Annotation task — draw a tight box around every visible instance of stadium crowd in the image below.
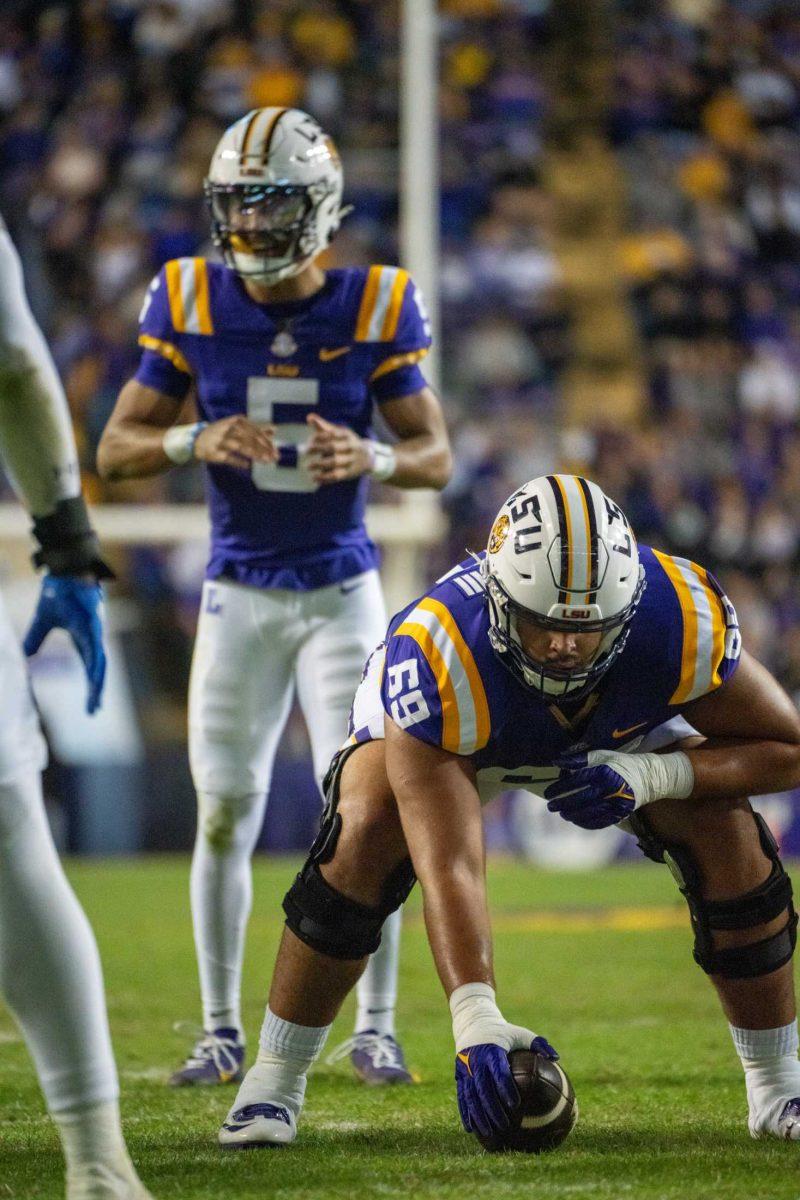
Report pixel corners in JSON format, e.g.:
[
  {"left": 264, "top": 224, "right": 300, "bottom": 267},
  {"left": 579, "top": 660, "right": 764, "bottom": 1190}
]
[{"left": 1, "top": 0, "right": 800, "bottom": 709}]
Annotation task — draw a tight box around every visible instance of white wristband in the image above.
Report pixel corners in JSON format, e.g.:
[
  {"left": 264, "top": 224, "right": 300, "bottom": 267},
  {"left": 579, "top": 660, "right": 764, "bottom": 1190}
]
[
  {"left": 366, "top": 440, "right": 397, "bottom": 482},
  {"left": 163, "top": 421, "right": 207, "bottom": 465},
  {"left": 450, "top": 982, "right": 506, "bottom": 1052},
  {"left": 589, "top": 749, "right": 694, "bottom": 810}
]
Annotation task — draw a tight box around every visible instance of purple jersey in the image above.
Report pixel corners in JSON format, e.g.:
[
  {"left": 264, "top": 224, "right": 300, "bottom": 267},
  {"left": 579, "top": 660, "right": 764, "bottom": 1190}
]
[
  {"left": 363, "top": 546, "right": 741, "bottom": 797},
  {"left": 135, "top": 259, "right": 431, "bottom": 590}
]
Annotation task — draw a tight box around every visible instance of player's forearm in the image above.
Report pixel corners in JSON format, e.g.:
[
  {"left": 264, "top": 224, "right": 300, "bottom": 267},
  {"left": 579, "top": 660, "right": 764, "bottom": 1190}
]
[
  {"left": 388, "top": 431, "right": 452, "bottom": 489},
  {"left": 97, "top": 419, "right": 173, "bottom": 480},
  {"left": 0, "top": 235, "right": 81, "bottom": 514},
  {"left": 418, "top": 860, "right": 496, "bottom": 996},
  {"left": 686, "top": 738, "right": 800, "bottom": 801}
]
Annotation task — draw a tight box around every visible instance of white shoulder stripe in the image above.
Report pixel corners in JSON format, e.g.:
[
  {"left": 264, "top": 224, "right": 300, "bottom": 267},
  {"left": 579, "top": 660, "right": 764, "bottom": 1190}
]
[
  {"left": 178, "top": 258, "right": 201, "bottom": 334},
  {"left": 672, "top": 559, "right": 719, "bottom": 702},
  {"left": 366, "top": 267, "right": 401, "bottom": 341}
]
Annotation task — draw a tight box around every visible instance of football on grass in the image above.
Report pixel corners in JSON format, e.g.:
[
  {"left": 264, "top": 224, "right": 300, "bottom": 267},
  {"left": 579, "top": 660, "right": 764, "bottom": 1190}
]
[{"left": 476, "top": 1048, "right": 578, "bottom": 1153}]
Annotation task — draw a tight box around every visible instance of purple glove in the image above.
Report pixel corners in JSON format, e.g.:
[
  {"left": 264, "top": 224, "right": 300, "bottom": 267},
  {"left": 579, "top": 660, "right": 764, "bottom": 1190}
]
[
  {"left": 23, "top": 575, "right": 107, "bottom": 715},
  {"left": 455, "top": 1037, "right": 559, "bottom": 1137},
  {"left": 545, "top": 751, "right": 635, "bottom": 830}
]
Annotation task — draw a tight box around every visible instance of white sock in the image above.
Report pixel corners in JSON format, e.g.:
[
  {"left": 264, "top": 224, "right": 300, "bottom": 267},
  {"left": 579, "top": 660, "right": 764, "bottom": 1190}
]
[
  {"left": 355, "top": 907, "right": 401, "bottom": 1037},
  {"left": 190, "top": 790, "right": 266, "bottom": 1037},
  {"left": 730, "top": 1021, "right": 800, "bottom": 1126},
  {"left": 53, "top": 1100, "right": 138, "bottom": 1182},
  {"left": 234, "top": 1007, "right": 331, "bottom": 1120},
  {"left": 0, "top": 772, "right": 119, "bottom": 1113}
]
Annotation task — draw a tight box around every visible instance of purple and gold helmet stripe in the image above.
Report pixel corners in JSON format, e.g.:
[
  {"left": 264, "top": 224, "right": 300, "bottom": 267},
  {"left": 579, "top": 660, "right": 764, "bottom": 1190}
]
[{"left": 546, "top": 475, "right": 570, "bottom": 603}]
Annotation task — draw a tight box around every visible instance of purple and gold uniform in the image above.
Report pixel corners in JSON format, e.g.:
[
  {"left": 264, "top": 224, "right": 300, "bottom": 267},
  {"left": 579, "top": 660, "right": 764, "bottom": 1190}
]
[
  {"left": 135, "top": 258, "right": 431, "bottom": 589},
  {"left": 347, "top": 547, "right": 741, "bottom": 801}
]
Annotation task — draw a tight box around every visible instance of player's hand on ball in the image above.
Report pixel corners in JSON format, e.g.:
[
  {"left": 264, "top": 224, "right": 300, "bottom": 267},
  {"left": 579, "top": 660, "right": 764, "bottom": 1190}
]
[
  {"left": 545, "top": 750, "right": 637, "bottom": 829},
  {"left": 455, "top": 1031, "right": 558, "bottom": 1138},
  {"left": 194, "top": 415, "right": 277, "bottom": 470},
  {"left": 305, "top": 412, "right": 372, "bottom": 484}
]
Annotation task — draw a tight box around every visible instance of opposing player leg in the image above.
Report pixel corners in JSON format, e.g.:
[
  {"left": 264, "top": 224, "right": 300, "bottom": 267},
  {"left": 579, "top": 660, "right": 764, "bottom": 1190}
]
[
  {"left": 0, "top": 595, "right": 151, "bottom": 1198},
  {"left": 174, "top": 580, "right": 298, "bottom": 1085},
  {"left": 628, "top": 782, "right": 800, "bottom": 1140},
  {"left": 219, "top": 740, "right": 414, "bottom": 1146},
  {"left": 296, "top": 572, "right": 411, "bottom": 1083}
]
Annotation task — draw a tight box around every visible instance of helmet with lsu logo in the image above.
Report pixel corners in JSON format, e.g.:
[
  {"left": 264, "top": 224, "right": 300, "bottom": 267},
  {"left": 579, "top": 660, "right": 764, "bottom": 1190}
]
[
  {"left": 204, "top": 107, "right": 349, "bottom": 284},
  {"left": 482, "top": 475, "right": 646, "bottom": 700}
]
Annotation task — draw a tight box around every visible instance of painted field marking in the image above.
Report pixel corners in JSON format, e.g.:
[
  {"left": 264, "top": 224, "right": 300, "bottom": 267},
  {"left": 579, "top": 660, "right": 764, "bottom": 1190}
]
[{"left": 408, "top": 906, "right": 686, "bottom": 934}]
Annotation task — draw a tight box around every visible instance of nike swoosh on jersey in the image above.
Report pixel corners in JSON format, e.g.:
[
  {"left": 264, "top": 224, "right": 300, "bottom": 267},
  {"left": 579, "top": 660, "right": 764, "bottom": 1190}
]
[
  {"left": 612, "top": 722, "right": 648, "bottom": 739},
  {"left": 319, "top": 346, "right": 351, "bottom": 361}
]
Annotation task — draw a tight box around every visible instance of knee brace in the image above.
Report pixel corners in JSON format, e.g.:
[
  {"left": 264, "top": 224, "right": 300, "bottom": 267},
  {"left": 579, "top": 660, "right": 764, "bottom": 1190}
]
[
  {"left": 629, "top": 809, "right": 797, "bottom": 979},
  {"left": 283, "top": 746, "right": 416, "bottom": 960}
]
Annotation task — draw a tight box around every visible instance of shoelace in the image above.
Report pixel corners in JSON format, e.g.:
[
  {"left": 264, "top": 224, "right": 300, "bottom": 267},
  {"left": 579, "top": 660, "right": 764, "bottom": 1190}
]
[
  {"left": 325, "top": 1032, "right": 404, "bottom": 1071},
  {"left": 173, "top": 1021, "right": 241, "bottom": 1075}
]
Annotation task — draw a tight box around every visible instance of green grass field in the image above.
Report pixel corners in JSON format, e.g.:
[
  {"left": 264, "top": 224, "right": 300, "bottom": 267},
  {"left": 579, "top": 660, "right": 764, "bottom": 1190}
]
[{"left": 2, "top": 856, "right": 800, "bottom": 1199}]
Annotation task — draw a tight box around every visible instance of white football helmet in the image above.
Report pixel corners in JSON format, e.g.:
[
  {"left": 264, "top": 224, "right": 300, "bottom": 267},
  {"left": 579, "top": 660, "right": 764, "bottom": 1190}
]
[
  {"left": 482, "top": 475, "right": 646, "bottom": 699},
  {"left": 204, "top": 107, "right": 348, "bottom": 283}
]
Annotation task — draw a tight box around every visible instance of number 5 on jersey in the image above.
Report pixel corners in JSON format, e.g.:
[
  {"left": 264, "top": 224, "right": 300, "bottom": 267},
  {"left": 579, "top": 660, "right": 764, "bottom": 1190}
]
[
  {"left": 247, "top": 376, "right": 319, "bottom": 493},
  {"left": 387, "top": 658, "right": 430, "bottom": 729}
]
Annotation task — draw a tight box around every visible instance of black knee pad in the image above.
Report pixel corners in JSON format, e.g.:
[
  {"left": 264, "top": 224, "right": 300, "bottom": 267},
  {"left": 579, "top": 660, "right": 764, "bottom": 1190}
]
[
  {"left": 283, "top": 745, "right": 416, "bottom": 960},
  {"left": 629, "top": 809, "right": 797, "bottom": 979}
]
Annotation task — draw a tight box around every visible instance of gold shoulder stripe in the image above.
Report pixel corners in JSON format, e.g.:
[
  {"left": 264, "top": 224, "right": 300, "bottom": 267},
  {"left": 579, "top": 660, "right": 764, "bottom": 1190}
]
[
  {"left": 138, "top": 334, "right": 192, "bottom": 376},
  {"left": 393, "top": 620, "right": 461, "bottom": 751},
  {"left": 165, "top": 260, "right": 186, "bottom": 333},
  {"left": 369, "top": 347, "right": 429, "bottom": 383},
  {"left": 653, "top": 549, "right": 698, "bottom": 704},
  {"left": 355, "top": 265, "right": 383, "bottom": 341},
  {"left": 419, "top": 597, "right": 490, "bottom": 749}
]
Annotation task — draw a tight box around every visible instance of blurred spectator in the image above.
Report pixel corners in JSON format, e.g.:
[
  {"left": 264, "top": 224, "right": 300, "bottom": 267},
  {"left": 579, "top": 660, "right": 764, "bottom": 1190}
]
[{"left": 0, "top": 0, "right": 799, "bottom": 704}]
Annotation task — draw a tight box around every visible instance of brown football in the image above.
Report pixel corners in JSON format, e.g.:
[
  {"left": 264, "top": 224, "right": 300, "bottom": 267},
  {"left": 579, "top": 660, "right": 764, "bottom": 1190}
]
[{"left": 476, "top": 1049, "right": 578, "bottom": 1153}]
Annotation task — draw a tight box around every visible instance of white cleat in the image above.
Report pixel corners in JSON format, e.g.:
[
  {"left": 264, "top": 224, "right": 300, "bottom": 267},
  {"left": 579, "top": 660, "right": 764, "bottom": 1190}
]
[
  {"left": 66, "top": 1163, "right": 155, "bottom": 1199},
  {"left": 218, "top": 1101, "right": 297, "bottom": 1149},
  {"left": 749, "top": 1096, "right": 800, "bottom": 1141}
]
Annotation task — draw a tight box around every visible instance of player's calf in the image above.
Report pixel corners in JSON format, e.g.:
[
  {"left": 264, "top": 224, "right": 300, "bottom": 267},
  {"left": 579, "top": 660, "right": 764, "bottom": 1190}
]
[
  {"left": 218, "top": 746, "right": 415, "bottom": 1146},
  {"left": 630, "top": 798, "right": 800, "bottom": 1141}
]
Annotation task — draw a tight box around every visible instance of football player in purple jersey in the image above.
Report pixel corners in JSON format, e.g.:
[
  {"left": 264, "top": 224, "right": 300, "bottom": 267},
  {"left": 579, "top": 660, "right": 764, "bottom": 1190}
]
[
  {"left": 215, "top": 474, "right": 800, "bottom": 1149},
  {"left": 98, "top": 108, "right": 451, "bottom": 1088},
  {"left": 0, "top": 219, "right": 154, "bottom": 1199}
]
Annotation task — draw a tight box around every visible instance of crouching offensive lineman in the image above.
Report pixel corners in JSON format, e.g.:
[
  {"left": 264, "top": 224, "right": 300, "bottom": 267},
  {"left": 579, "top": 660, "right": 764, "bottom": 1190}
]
[{"left": 218, "top": 474, "right": 800, "bottom": 1147}]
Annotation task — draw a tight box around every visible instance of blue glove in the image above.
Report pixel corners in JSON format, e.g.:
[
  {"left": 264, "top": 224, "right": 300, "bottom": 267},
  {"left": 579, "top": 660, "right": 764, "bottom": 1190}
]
[
  {"left": 545, "top": 751, "right": 635, "bottom": 829},
  {"left": 23, "top": 576, "right": 107, "bottom": 715},
  {"left": 455, "top": 1036, "right": 559, "bottom": 1137}
]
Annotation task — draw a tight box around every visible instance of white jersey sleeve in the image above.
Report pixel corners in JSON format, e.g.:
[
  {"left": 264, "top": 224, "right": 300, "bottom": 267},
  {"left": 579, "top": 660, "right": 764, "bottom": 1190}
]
[{"left": 0, "top": 220, "right": 81, "bottom": 516}]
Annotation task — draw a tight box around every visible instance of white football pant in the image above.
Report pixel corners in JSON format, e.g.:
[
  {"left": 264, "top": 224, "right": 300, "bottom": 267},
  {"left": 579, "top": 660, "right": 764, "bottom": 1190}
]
[
  {"left": 0, "top": 588, "right": 119, "bottom": 1113},
  {"left": 188, "top": 570, "right": 400, "bottom": 1034}
]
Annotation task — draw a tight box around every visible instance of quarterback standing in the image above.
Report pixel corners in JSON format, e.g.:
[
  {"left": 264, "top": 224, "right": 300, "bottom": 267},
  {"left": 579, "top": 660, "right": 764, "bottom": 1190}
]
[
  {"left": 0, "top": 222, "right": 153, "bottom": 1198},
  {"left": 217, "top": 474, "right": 800, "bottom": 1149},
  {"left": 98, "top": 107, "right": 451, "bottom": 1086}
]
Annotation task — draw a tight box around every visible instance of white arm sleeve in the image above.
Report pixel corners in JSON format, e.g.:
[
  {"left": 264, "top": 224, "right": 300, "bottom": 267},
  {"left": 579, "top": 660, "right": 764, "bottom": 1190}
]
[{"left": 0, "top": 225, "right": 81, "bottom": 516}]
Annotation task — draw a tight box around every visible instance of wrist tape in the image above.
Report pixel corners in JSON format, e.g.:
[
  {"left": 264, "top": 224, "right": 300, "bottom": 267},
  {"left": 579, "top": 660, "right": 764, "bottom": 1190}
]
[
  {"left": 450, "top": 982, "right": 507, "bottom": 1052},
  {"left": 163, "top": 421, "right": 208, "bottom": 465},
  {"left": 367, "top": 440, "right": 397, "bottom": 482}
]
